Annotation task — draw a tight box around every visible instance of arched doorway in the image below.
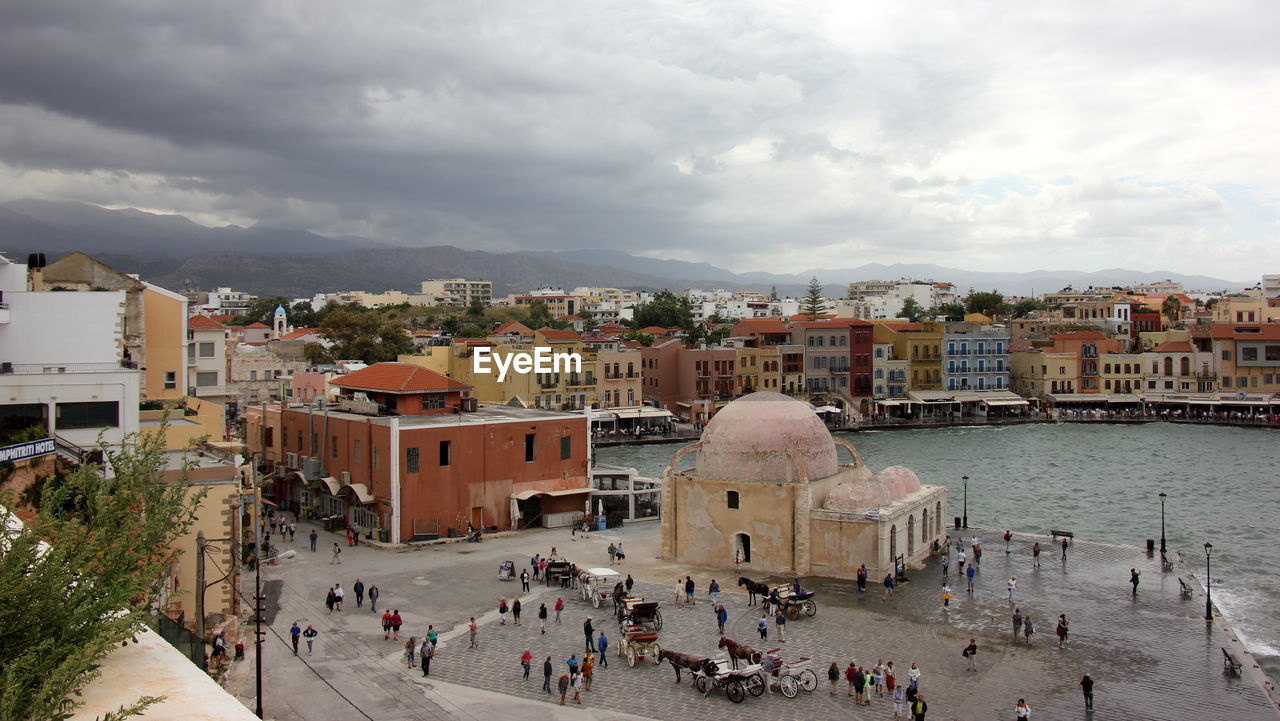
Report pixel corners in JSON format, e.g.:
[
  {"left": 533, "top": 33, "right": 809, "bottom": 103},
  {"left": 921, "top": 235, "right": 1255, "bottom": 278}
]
[
  {"left": 921, "top": 508, "right": 929, "bottom": 545},
  {"left": 907, "top": 515, "right": 915, "bottom": 555},
  {"left": 935, "top": 502, "right": 943, "bottom": 535},
  {"left": 735, "top": 533, "right": 752, "bottom": 564},
  {"left": 889, "top": 524, "right": 897, "bottom": 561}
]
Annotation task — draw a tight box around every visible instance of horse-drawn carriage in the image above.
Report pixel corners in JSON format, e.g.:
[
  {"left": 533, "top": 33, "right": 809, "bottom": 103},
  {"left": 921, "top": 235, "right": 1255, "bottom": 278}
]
[
  {"left": 772, "top": 586, "right": 818, "bottom": 620},
  {"left": 618, "top": 623, "right": 661, "bottom": 667},
  {"left": 759, "top": 651, "right": 818, "bottom": 698},
  {"left": 578, "top": 567, "right": 622, "bottom": 608},
  {"left": 693, "top": 657, "right": 765, "bottom": 703},
  {"left": 615, "top": 596, "right": 663, "bottom": 631},
  {"left": 544, "top": 559, "right": 574, "bottom": 587}
]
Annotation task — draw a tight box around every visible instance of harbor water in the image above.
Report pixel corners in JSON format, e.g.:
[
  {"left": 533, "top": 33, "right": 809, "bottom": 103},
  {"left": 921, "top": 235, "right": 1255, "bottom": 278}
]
[{"left": 595, "top": 421, "right": 1280, "bottom": 681}]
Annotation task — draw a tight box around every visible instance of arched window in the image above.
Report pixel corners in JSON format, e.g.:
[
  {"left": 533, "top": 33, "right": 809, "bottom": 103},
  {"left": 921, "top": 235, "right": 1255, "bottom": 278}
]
[
  {"left": 907, "top": 515, "right": 916, "bottom": 555},
  {"left": 889, "top": 524, "right": 897, "bottom": 561},
  {"left": 935, "top": 502, "right": 943, "bottom": 535},
  {"left": 921, "top": 508, "right": 929, "bottom": 544},
  {"left": 727, "top": 490, "right": 740, "bottom": 509},
  {"left": 1180, "top": 357, "right": 1190, "bottom": 376},
  {"left": 1163, "top": 357, "right": 1173, "bottom": 376}
]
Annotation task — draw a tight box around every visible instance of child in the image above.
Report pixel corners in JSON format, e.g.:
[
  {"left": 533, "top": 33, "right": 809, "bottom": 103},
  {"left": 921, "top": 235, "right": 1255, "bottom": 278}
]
[{"left": 942, "top": 584, "right": 952, "bottom": 607}]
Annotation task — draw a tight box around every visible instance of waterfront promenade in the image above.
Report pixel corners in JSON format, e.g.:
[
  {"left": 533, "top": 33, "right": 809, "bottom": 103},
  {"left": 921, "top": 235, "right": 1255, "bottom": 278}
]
[{"left": 231, "top": 522, "right": 1278, "bottom": 720}]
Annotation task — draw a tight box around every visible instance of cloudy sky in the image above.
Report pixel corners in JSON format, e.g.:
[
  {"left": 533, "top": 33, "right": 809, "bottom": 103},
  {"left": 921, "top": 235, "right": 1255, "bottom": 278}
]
[{"left": 0, "top": 1, "right": 1275, "bottom": 280}]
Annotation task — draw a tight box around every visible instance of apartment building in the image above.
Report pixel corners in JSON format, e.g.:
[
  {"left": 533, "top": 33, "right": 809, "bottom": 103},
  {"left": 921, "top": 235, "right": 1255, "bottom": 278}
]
[
  {"left": 1142, "top": 339, "right": 1216, "bottom": 395},
  {"left": 597, "top": 349, "right": 643, "bottom": 409},
  {"left": 872, "top": 342, "right": 908, "bottom": 399},
  {"left": 942, "top": 323, "right": 1010, "bottom": 392},
  {"left": 872, "top": 321, "right": 943, "bottom": 391},
  {"left": 419, "top": 278, "right": 492, "bottom": 306},
  {"left": 1099, "top": 353, "right": 1143, "bottom": 395},
  {"left": 187, "top": 315, "right": 232, "bottom": 401},
  {"left": 733, "top": 346, "right": 781, "bottom": 396},
  {"left": 1210, "top": 324, "right": 1280, "bottom": 395},
  {"left": 1010, "top": 348, "right": 1079, "bottom": 397}
]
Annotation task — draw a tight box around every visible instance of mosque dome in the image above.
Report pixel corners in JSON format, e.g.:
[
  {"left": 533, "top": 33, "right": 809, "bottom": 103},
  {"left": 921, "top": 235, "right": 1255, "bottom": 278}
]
[
  {"left": 821, "top": 465, "right": 925, "bottom": 512},
  {"left": 695, "top": 391, "right": 839, "bottom": 482}
]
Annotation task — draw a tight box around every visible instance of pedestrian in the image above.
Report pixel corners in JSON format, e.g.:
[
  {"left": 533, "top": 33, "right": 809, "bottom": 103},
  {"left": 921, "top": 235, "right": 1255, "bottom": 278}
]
[
  {"left": 555, "top": 597, "right": 564, "bottom": 624},
  {"left": 469, "top": 617, "right": 479, "bottom": 649},
  {"left": 845, "top": 662, "right": 857, "bottom": 696},
  {"left": 512, "top": 597, "right": 522, "bottom": 626},
  {"left": 520, "top": 568, "right": 530, "bottom": 593},
  {"left": 615, "top": 541, "right": 624, "bottom": 563},
  {"left": 885, "top": 661, "right": 896, "bottom": 694},
  {"left": 346, "top": 526, "right": 354, "bottom": 547},
  {"left": 1024, "top": 614, "right": 1035, "bottom": 645},
  {"left": 963, "top": 639, "right": 977, "bottom": 672},
  {"left": 382, "top": 611, "right": 393, "bottom": 640},
  {"left": 941, "top": 551, "right": 949, "bottom": 578},
  {"left": 498, "top": 597, "right": 508, "bottom": 625},
  {"left": 966, "top": 564, "right": 975, "bottom": 593},
  {"left": 1007, "top": 576, "right": 1017, "bottom": 602},
  {"left": 571, "top": 670, "right": 583, "bottom": 704},
  {"left": 708, "top": 578, "right": 720, "bottom": 605},
  {"left": 369, "top": 584, "right": 380, "bottom": 612},
  {"left": 1004, "top": 529, "right": 1013, "bottom": 553},
  {"left": 331, "top": 542, "right": 341, "bottom": 564},
  {"left": 354, "top": 578, "right": 365, "bottom": 608},
  {"left": 908, "top": 662, "right": 921, "bottom": 687},
  {"left": 1081, "top": 673, "right": 1095, "bottom": 712},
  {"left": 405, "top": 636, "right": 417, "bottom": 668},
  {"left": 1012, "top": 608, "right": 1023, "bottom": 643},
  {"left": 1032, "top": 541, "right": 1041, "bottom": 568},
  {"left": 543, "top": 656, "right": 553, "bottom": 693},
  {"left": 332, "top": 583, "right": 343, "bottom": 611},
  {"left": 757, "top": 613, "right": 769, "bottom": 640},
  {"left": 941, "top": 584, "right": 951, "bottom": 607},
  {"left": 684, "top": 575, "right": 695, "bottom": 605},
  {"left": 302, "top": 624, "right": 317, "bottom": 655},
  {"left": 760, "top": 654, "right": 776, "bottom": 694},
  {"left": 558, "top": 672, "right": 570, "bottom": 705},
  {"left": 597, "top": 631, "right": 608, "bottom": 668},
  {"left": 912, "top": 693, "right": 928, "bottom": 721},
  {"left": 674, "top": 577, "right": 682, "bottom": 602},
  {"left": 774, "top": 608, "right": 786, "bottom": 642},
  {"left": 1015, "top": 698, "right": 1031, "bottom": 719},
  {"left": 427, "top": 624, "right": 437, "bottom": 648},
  {"left": 391, "top": 609, "right": 403, "bottom": 640},
  {"left": 873, "top": 660, "right": 886, "bottom": 696},
  {"left": 582, "top": 652, "right": 594, "bottom": 691},
  {"left": 521, "top": 649, "right": 532, "bottom": 679},
  {"left": 1061, "top": 536, "right": 1068, "bottom": 561},
  {"left": 974, "top": 543, "right": 982, "bottom": 567},
  {"left": 625, "top": 574, "right": 634, "bottom": 594},
  {"left": 608, "top": 542, "right": 617, "bottom": 566},
  {"left": 828, "top": 661, "right": 840, "bottom": 695},
  {"left": 857, "top": 563, "right": 868, "bottom": 592},
  {"left": 957, "top": 549, "right": 966, "bottom": 574},
  {"left": 864, "top": 665, "right": 874, "bottom": 703},
  {"left": 893, "top": 686, "right": 905, "bottom": 720},
  {"left": 325, "top": 586, "right": 336, "bottom": 614},
  {"left": 288, "top": 523, "right": 295, "bottom": 542},
  {"left": 735, "top": 548, "right": 741, "bottom": 572},
  {"left": 310, "top": 529, "right": 318, "bottom": 551},
  {"left": 1130, "top": 568, "right": 1141, "bottom": 595},
  {"left": 716, "top": 604, "right": 728, "bottom": 634},
  {"left": 421, "top": 638, "right": 432, "bottom": 676},
  {"left": 538, "top": 602, "right": 548, "bottom": 634},
  {"left": 290, "top": 621, "right": 301, "bottom": 655},
  {"left": 1056, "top": 614, "right": 1069, "bottom": 648},
  {"left": 571, "top": 522, "right": 577, "bottom": 542},
  {"left": 234, "top": 640, "right": 245, "bottom": 660},
  {"left": 530, "top": 554, "right": 540, "bottom": 581},
  {"left": 583, "top": 617, "right": 594, "bottom": 653},
  {"left": 884, "top": 572, "right": 895, "bottom": 600}
]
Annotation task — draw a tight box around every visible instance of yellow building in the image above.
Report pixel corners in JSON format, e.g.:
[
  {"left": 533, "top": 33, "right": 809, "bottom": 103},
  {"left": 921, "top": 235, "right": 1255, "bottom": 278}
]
[
  {"left": 1011, "top": 349, "right": 1078, "bottom": 397},
  {"left": 872, "top": 320, "right": 942, "bottom": 391},
  {"left": 1099, "top": 353, "right": 1143, "bottom": 395},
  {"left": 734, "top": 346, "right": 781, "bottom": 395},
  {"left": 142, "top": 283, "right": 190, "bottom": 401}
]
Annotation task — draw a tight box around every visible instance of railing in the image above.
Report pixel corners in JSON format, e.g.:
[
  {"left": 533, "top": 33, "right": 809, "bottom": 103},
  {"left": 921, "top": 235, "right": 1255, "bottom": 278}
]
[{"left": 1, "top": 361, "right": 136, "bottom": 374}]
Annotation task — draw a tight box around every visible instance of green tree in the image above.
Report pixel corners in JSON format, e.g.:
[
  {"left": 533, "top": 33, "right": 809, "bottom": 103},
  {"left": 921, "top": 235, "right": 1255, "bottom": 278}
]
[
  {"left": 1161, "top": 295, "right": 1182, "bottom": 328},
  {"left": 803, "top": 277, "right": 827, "bottom": 320},
  {"left": 320, "top": 308, "right": 413, "bottom": 362},
  {"left": 706, "top": 326, "right": 731, "bottom": 346},
  {"left": 900, "top": 297, "right": 926, "bottom": 322},
  {"left": 0, "top": 428, "right": 204, "bottom": 721},
  {"left": 932, "top": 301, "right": 967, "bottom": 320},
  {"left": 1010, "top": 298, "right": 1047, "bottom": 318},
  {"left": 288, "top": 301, "right": 319, "bottom": 328},
  {"left": 303, "top": 341, "right": 333, "bottom": 365},
  {"left": 964, "top": 291, "right": 1005, "bottom": 317},
  {"left": 525, "top": 300, "right": 553, "bottom": 330},
  {"left": 232, "top": 296, "right": 290, "bottom": 325},
  {"left": 769, "top": 286, "right": 779, "bottom": 302},
  {"left": 631, "top": 291, "right": 693, "bottom": 331},
  {"left": 466, "top": 299, "right": 487, "bottom": 320},
  {"left": 618, "top": 330, "right": 655, "bottom": 346}
]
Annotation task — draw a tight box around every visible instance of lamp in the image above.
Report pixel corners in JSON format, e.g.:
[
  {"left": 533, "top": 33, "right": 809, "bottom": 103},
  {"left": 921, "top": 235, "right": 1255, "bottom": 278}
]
[
  {"left": 962, "top": 475, "right": 969, "bottom": 529},
  {"left": 1203, "top": 542, "right": 1213, "bottom": 622}
]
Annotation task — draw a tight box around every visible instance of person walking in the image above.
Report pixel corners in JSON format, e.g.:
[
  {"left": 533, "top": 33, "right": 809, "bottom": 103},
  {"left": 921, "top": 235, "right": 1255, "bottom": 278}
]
[
  {"left": 1061, "top": 537, "right": 1069, "bottom": 561},
  {"left": 421, "top": 638, "right": 433, "bottom": 677},
  {"left": 1056, "top": 614, "right": 1069, "bottom": 648},
  {"left": 1081, "top": 673, "right": 1095, "bottom": 712},
  {"left": 974, "top": 543, "right": 982, "bottom": 567},
  {"left": 774, "top": 608, "right": 787, "bottom": 642},
  {"left": 883, "top": 571, "right": 896, "bottom": 600},
  {"left": 520, "top": 568, "right": 530, "bottom": 593},
  {"left": 857, "top": 563, "right": 868, "bottom": 592},
  {"left": 498, "top": 598, "right": 508, "bottom": 625},
  {"left": 966, "top": 564, "right": 976, "bottom": 593},
  {"left": 596, "top": 630, "right": 608, "bottom": 668},
  {"left": 625, "top": 574, "right": 634, "bottom": 594},
  {"left": 607, "top": 542, "right": 617, "bottom": 566},
  {"left": 963, "top": 639, "right": 977, "bottom": 672},
  {"left": 1130, "top": 568, "right": 1141, "bottom": 595},
  {"left": 911, "top": 693, "right": 928, "bottom": 721},
  {"left": 538, "top": 602, "right": 548, "bottom": 634},
  {"left": 582, "top": 652, "right": 594, "bottom": 691},
  {"left": 892, "top": 686, "right": 906, "bottom": 720},
  {"left": 956, "top": 549, "right": 966, "bottom": 575},
  {"left": 405, "top": 636, "right": 417, "bottom": 668},
  {"left": 583, "top": 617, "right": 594, "bottom": 653},
  {"left": 427, "top": 624, "right": 437, "bottom": 649},
  {"left": 331, "top": 542, "right": 341, "bottom": 564},
  {"left": 288, "top": 522, "right": 295, "bottom": 542},
  {"left": 716, "top": 604, "right": 728, "bottom": 635},
  {"left": 614, "top": 541, "right": 624, "bottom": 563},
  {"left": 873, "top": 660, "right": 886, "bottom": 697},
  {"left": 1012, "top": 608, "right": 1023, "bottom": 643},
  {"left": 353, "top": 578, "right": 365, "bottom": 608},
  {"left": 940, "top": 551, "right": 949, "bottom": 579},
  {"left": 290, "top": 622, "right": 301, "bottom": 655},
  {"left": 557, "top": 672, "right": 570, "bottom": 705},
  {"left": 828, "top": 662, "right": 840, "bottom": 695},
  {"left": 941, "top": 584, "right": 952, "bottom": 607},
  {"left": 684, "top": 576, "right": 695, "bottom": 605},
  {"left": 708, "top": 578, "right": 720, "bottom": 606},
  {"left": 1004, "top": 530, "right": 1013, "bottom": 553},
  {"left": 1024, "top": 614, "right": 1035, "bottom": 645},
  {"left": 512, "top": 597, "right": 522, "bottom": 626},
  {"left": 382, "top": 610, "right": 393, "bottom": 640},
  {"left": 845, "top": 662, "right": 857, "bottom": 697},
  {"left": 1007, "top": 576, "right": 1017, "bottom": 602},
  {"left": 369, "top": 584, "right": 380, "bottom": 612},
  {"left": 1032, "top": 541, "right": 1041, "bottom": 568},
  {"left": 302, "top": 624, "right": 317, "bottom": 655},
  {"left": 543, "top": 656, "right": 554, "bottom": 693},
  {"left": 390, "top": 609, "right": 403, "bottom": 640},
  {"left": 521, "top": 649, "right": 532, "bottom": 680},
  {"left": 571, "top": 670, "right": 583, "bottom": 704},
  {"left": 757, "top": 613, "right": 769, "bottom": 640},
  {"left": 1015, "top": 698, "right": 1031, "bottom": 719},
  {"left": 555, "top": 597, "right": 564, "bottom": 624},
  {"left": 310, "top": 529, "right": 318, "bottom": 552},
  {"left": 468, "top": 617, "right": 479, "bottom": 649},
  {"left": 885, "top": 661, "right": 896, "bottom": 695},
  {"left": 332, "top": 583, "right": 344, "bottom": 612},
  {"left": 325, "top": 585, "right": 336, "bottom": 614}
]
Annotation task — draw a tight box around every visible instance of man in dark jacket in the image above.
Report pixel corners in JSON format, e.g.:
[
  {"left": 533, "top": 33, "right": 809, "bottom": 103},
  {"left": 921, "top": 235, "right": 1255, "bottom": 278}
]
[
  {"left": 583, "top": 617, "right": 594, "bottom": 653},
  {"left": 912, "top": 693, "right": 928, "bottom": 720}
]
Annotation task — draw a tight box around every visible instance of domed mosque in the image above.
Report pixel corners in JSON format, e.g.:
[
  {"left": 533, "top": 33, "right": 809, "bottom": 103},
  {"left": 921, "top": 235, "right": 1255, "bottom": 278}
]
[{"left": 660, "top": 391, "right": 947, "bottom": 580}]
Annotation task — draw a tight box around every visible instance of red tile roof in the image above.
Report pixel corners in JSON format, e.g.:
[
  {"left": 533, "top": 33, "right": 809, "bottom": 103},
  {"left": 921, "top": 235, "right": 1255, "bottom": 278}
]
[
  {"left": 732, "top": 318, "right": 790, "bottom": 335},
  {"left": 280, "top": 328, "right": 319, "bottom": 340},
  {"left": 188, "top": 315, "right": 228, "bottom": 331},
  {"left": 493, "top": 320, "right": 534, "bottom": 336},
  {"left": 537, "top": 328, "right": 583, "bottom": 341},
  {"left": 208, "top": 314, "right": 237, "bottom": 324},
  {"left": 1209, "top": 324, "right": 1280, "bottom": 340},
  {"left": 1153, "top": 341, "right": 1194, "bottom": 352},
  {"left": 788, "top": 313, "right": 836, "bottom": 321},
  {"left": 244, "top": 322, "right": 270, "bottom": 329},
  {"left": 621, "top": 341, "right": 644, "bottom": 349},
  {"left": 332, "top": 362, "right": 471, "bottom": 393},
  {"left": 638, "top": 326, "right": 670, "bottom": 335},
  {"left": 557, "top": 314, "right": 585, "bottom": 321}
]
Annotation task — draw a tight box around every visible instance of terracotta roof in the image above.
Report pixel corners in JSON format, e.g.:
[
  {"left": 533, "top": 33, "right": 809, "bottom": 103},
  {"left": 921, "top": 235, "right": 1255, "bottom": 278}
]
[
  {"left": 638, "top": 326, "right": 669, "bottom": 335},
  {"left": 244, "top": 322, "right": 270, "bottom": 329},
  {"left": 876, "top": 322, "right": 920, "bottom": 332},
  {"left": 188, "top": 315, "right": 228, "bottom": 331},
  {"left": 556, "top": 314, "right": 585, "bottom": 321},
  {"left": 1050, "top": 331, "right": 1108, "bottom": 340},
  {"left": 732, "top": 318, "right": 790, "bottom": 334},
  {"left": 621, "top": 341, "right": 644, "bottom": 349},
  {"left": 1152, "top": 341, "right": 1194, "bottom": 352},
  {"left": 280, "top": 328, "right": 319, "bottom": 340},
  {"left": 493, "top": 320, "right": 534, "bottom": 336},
  {"left": 208, "top": 314, "right": 236, "bottom": 324},
  {"left": 1209, "top": 324, "right": 1280, "bottom": 340},
  {"left": 332, "top": 362, "right": 471, "bottom": 393},
  {"left": 788, "top": 313, "right": 836, "bottom": 321},
  {"left": 537, "top": 328, "right": 583, "bottom": 341}
]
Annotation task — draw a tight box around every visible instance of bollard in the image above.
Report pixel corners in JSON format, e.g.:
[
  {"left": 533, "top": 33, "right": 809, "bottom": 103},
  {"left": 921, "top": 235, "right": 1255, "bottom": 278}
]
[
  {"left": 1145, "top": 539, "right": 1155, "bottom": 553},
  {"left": 954, "top": 516, "right": 962, "bottom": 529}
]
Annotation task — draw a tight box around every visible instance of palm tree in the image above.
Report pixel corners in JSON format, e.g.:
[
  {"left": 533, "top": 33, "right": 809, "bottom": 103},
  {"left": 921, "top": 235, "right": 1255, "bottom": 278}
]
[{"left": 1161, "top": 296, "right": 1182, "bottom": 328}]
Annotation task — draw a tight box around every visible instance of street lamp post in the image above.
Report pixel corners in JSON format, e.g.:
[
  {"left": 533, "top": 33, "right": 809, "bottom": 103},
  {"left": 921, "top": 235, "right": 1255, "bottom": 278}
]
[
  {"left": 1158, "top": 492, "right": 1167, "bottom": 562},
  {"left": 962, "top": 475, "right": 969, "bottom": 529},
  {"left": 1204, "top": 542, "right": 1213, "bottom": 622}
]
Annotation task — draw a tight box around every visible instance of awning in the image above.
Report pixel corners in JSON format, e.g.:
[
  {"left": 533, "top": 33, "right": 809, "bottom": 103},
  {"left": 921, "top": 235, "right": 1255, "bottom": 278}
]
[
  {"left": 1048, "top": 393, "right": 1109, "bottom": 403},
  {"left": 317, "top": 476, "right": 341, "bottom": 496},
  {"left": 814, "top": 405, "right": 841, "bottom": 413},
  {"left": 613, "top": 408, "right": 673, "bottom": 419},
  {"left": 511, "top": 487, "right": 594, "bottom": 501},
  {"left": 675, "top": 402, "right": 692, "bottom": 407},
  {"left": 909, "top": 391, "right": 957, "bottom": 403},
  {"left": 983, "top": 398, "right": 1029, "bottom": 406},
  {"left": 341, "top": 482, "right": 376, "bottom": 503},
  {"left": 1107, "top": 395, "right": 1142, "bottom": 403},
  {"left": 876, "top": 399, "right": 909, "bottom": 406},
  {"left": 591, "top": 412, "right": 618, "bottom": 422}
]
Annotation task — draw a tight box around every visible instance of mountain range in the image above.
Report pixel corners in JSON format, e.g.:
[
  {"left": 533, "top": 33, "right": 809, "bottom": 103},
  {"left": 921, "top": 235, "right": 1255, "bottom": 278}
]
[{"left": 0, "top": 200, "right": 1251, "bottom": 299}]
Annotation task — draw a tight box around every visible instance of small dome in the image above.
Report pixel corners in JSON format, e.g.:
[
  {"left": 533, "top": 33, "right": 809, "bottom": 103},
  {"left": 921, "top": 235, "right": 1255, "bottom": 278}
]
[
  {"left": 695, "top": 391, "right": 838, "bottom": 483},
  {"left": 876, "top": 466, "right": 923, "bottom": 498},
  {"left": 823, "top": 477, "right": 892, "bottom": 512}
]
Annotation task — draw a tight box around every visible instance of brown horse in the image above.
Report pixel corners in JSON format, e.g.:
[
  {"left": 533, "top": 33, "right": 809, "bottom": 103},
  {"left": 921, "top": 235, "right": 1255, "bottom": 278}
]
[
  {"left": 658, "top": 648, "right": 708, "bottom": 684},
  {"left": 737, "top": 576, "right": 769, "bottom": 606},
  {"left": 718, "top": 636, "right": 762, "bottom": 669}
]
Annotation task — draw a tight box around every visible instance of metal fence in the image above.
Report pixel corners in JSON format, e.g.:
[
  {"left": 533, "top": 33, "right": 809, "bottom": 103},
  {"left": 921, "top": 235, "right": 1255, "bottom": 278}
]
[{"left": 151, "top": 612, "right": 206, "bottom": 671}]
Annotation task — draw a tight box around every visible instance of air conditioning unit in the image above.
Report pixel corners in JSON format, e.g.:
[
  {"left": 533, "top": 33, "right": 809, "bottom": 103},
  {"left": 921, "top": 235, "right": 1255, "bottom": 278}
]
[
  {"left": 302, "top": 456, "right": 323, "bottom": 481},
  {"left": 340, "top": 471, "right": 351, "bottom": 486},
  {"left": 285, "top": 452, "right": 299, "bottom": 468},
  {"left": 460, "top": 397, "right": 478, "bottom": 412}
]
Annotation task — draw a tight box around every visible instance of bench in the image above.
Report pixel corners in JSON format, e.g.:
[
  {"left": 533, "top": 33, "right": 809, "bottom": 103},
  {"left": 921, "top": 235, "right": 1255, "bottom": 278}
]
[
  {"left": 1222, "top": 647, "right": 1242, "bottom": 675},
  {"left": 1049, "top": 530, "right": 1074, "bottom": 541},
  {"left": 1178, "top": 578, "right": 1192, "bottom": 597}
]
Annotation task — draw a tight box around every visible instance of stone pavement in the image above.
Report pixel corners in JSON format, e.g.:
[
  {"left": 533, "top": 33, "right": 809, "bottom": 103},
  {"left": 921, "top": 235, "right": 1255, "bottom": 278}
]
[{"left": 232, "top": 521, "right": 1278, "bottom": 720}]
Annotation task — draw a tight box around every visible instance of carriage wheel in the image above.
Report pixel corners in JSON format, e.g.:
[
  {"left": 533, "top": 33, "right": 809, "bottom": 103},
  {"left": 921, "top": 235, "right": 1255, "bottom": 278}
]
[
  {"left": 780, "top": 674, "right": 800, "bottom": 698},
  {"left": 694, "top": 676, "right": 708, "bottom": 694},
  {"left": 652, "top": 609, "right": 663, "bottom": 631},
  {"left": 799, "top": 669, "right": 818, "bottom": 691},
  {"left": 626, "top": 646, "right": 638, "bottom": 667},
  {"left": 745, "top": 673, "right": 765, "bottom": 697},
  {"left": 726, "top": 680, "right": 746, "bottom": 703},
  {"left": 593, "top": 594, "right": 601, "bottom": 609},
  {"left": 787, "top": 605, "right": 800, "bottom": 621},
  {"left": 802, "top": 599, "right": 817, "bottom": 617}
]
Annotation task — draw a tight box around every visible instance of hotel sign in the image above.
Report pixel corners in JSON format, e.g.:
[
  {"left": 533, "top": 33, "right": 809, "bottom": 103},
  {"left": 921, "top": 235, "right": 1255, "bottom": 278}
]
[{"left": 0, "top": 438, "right": 56, "bottom": 463}]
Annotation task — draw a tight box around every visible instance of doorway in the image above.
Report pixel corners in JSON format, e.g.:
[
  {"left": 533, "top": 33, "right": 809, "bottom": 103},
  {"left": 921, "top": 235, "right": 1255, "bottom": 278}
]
[
  {"left": 735, "top": 533, "right": 752, "bottom": 564},
  {"left": 470, "top": 506, "right": 484, "bottom": 530}
]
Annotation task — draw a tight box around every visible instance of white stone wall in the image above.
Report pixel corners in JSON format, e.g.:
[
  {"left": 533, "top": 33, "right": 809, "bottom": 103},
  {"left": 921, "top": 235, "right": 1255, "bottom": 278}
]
[{"left": 1, "top": 290, "right": 126, "bottom": 365}]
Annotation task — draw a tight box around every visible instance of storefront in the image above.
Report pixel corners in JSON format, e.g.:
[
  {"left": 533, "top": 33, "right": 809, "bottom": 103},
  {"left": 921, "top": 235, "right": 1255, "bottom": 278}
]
[{"left": 590, "top": 463, "right": 662, "bottom": 524}]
